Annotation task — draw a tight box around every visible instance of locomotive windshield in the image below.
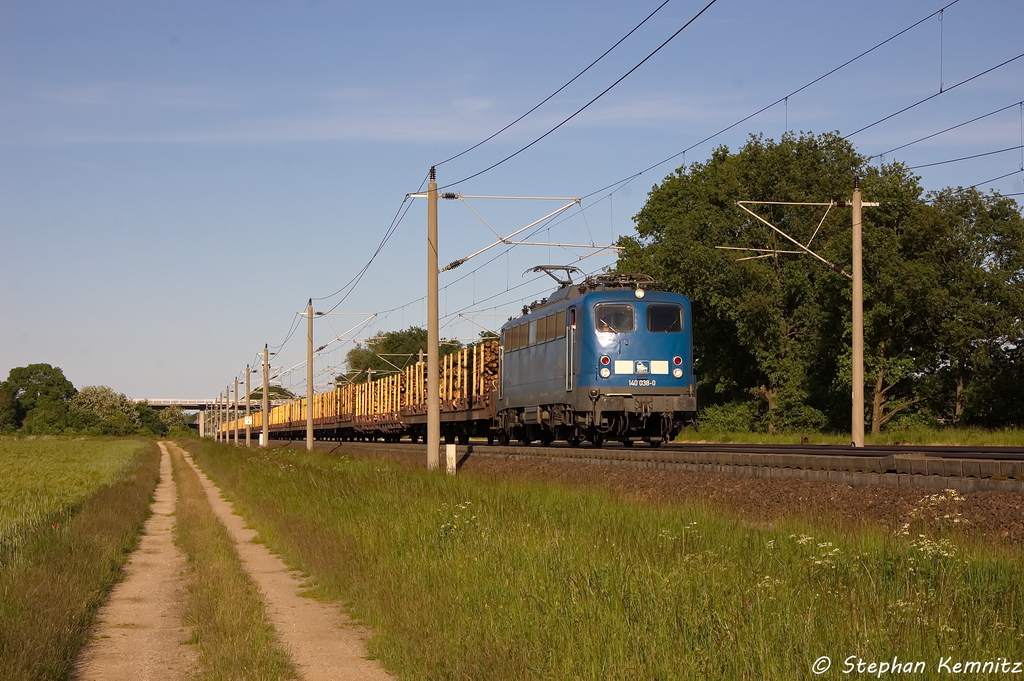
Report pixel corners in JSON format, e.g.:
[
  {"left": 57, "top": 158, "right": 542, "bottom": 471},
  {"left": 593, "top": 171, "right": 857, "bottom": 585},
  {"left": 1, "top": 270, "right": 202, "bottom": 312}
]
[
  {"left": 594, "top": 304, "right": 634, "bottom": 333},
  {"left": 647, "top": 304, "right": 683, "bottom": 333}
]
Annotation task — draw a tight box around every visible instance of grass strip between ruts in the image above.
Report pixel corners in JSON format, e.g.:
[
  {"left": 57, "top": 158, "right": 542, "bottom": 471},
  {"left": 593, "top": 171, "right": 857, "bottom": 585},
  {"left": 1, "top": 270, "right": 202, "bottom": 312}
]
[
  {"left": 0, "top": 438, "right": 159, "bottom": 681},
  {"left": 185, "top": 440, "right": 1024, "bottom": 680},
  {"left": 169, "top": 443, "right": 299, "bottom": 680}
]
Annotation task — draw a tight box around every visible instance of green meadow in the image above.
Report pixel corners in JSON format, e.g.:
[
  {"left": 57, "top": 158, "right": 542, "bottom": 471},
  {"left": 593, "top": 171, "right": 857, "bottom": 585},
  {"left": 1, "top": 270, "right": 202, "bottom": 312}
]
[
  {"left": 0, "top": 437, "right": 158, "bottom": 680},
  {"left": 0, "top": 437, "right": 144, "bottom": 552},
  {"left": 186, "top": 440, "right": 1024, "bottom": 680}
]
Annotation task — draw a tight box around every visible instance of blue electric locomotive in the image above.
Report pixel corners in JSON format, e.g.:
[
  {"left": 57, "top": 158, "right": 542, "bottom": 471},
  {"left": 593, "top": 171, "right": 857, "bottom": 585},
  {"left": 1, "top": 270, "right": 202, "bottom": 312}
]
[{"left": 496, "top": 268, "right": 697, "bottom": 447}]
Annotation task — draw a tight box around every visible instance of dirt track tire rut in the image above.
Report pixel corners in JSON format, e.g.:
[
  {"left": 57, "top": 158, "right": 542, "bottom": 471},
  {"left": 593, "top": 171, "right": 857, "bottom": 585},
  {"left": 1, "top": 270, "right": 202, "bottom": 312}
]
[
  {"left": 77, "top": 442, "right": 393, "bottom": 680},
  {"left": 173, "top": 443, "right": 394, "bottom": 681}
]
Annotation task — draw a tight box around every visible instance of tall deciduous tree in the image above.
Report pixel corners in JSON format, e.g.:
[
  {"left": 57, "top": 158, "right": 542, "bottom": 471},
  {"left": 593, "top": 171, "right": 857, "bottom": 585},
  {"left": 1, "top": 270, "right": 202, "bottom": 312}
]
[
  {"left": 617, "top": 131, "right": 1024, "bottom": 432},
  {"left": 0, "top": 385, "right": 16, "bottom": 432},
  {"left": 923, "top": 188, "right": 1024, "bottom": 424},
  {"left": 158, "top": 404, "right": 189, "bottom": 430},
  {"left": 620, "top": 132, "right": 863, "bottom": 431},
  {"left": 2, "top": 363, "right": 76, "bottom": 425},
  {"left": 857, "top": 165, "right": 941, "bottom": 433},
  {"left": 71, "top": 386, "right": 142, "bottom": 430}
]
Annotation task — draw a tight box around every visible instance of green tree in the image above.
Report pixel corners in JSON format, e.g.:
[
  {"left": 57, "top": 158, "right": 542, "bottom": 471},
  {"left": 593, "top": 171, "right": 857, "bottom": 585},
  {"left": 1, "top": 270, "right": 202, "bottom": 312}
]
[
  {"left": 0, "top": 384, "right": 16, "bottom": 432},
  {"left": 158, "top": 404, "right": 189, "bottom": 431},
  {"left": 70, "top": 385, "right": 143, "bottom": 433},
  {"left": 21, "top": 397, "right": 70, "bottom": 434},
  {"left": 922, "top": 188, "right": 1024, "bottom": 424},
  {"left": 136, "top": 402, "right": 169, "bottom": 437},
  {"left": 339, "top": 327, "right": 461, "bottom": 385},
  {"left": 620, "top": 132, "right": 864, "bottom": 432},
  {"left": 2, "top": 363, "right": 76, "bottom": 426},
  {"left": 854, "top": 165, "right": 943, "bottom": 433}
]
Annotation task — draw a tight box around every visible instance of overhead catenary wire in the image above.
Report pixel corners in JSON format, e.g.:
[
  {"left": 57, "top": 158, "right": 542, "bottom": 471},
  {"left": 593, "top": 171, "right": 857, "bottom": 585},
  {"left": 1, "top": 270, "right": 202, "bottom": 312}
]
[
  {"left": 871, "top": 101, "right": 1024, "bottom": 160},
  {"left": 244, "top": 0, "right": 1023, "bottom": 400},
  {"left": 844, "top": 51, "right": 1024, "bottom": 139},
  {"left": 575, "top": 0, "right": 966, "bottom": 206},
  {"left": 439, "top": 0, "right": 721, "bottom": 190},
  {"left": 908, "top": 145, "right": 1024, "bottom": 169},
  {"left": 434, "top": 0, "right": 676, "bottom": 168},
  {"left": 270, "top": 0, "right": 973, "bottom": 370}
]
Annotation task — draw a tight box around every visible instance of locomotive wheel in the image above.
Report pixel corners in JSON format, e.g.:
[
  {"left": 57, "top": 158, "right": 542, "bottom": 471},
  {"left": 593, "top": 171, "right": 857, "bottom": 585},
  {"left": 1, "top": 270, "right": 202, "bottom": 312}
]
[
  {"left": 568, "top": 437, "right": 581, "bottom": 448},
  {"left": 458, "top": 432, "right": 469, "bottom": 445},
  {"left": 497, "top": 431, "right": 511, "bottom": 446},
  {"left": 621, "top": 439, "right": 634, "bottom": 448},
  {"left": 539, "top": 433, "right": 554, "bottom": 447},
  {"left": 486, "top": 433, "right": 495, "bottom": 445},
  {"left": 591, "top": 434, "right": 604, "bottom": 448},
  {"left": 649, "top": 438, "right": 663, "bottom": 448}
]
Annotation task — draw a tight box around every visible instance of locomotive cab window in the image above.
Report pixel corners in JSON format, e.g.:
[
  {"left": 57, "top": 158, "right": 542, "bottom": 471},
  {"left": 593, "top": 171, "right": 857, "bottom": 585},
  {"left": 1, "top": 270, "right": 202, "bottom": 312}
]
[
  {"left": 594, "top": 304, "right": 635, "bottom": 333},
  {"left": 647, "top": 305, "right": 683, "bottom": 333}
]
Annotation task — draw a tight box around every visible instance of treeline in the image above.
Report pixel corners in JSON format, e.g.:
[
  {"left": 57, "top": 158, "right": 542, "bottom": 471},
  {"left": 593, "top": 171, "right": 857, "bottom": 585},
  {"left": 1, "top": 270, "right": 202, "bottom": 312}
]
[
  {"left": 0, "top": 363, "right": 192, "bottom": 436},
  {"left": 617, "top": 131, "right": 1024, "bottom": 433}
]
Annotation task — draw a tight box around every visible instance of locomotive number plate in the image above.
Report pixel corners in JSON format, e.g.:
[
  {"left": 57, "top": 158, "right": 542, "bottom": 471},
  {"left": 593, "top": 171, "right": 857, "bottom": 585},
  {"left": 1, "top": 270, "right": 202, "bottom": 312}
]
[{"left": 628, "top": 379, "right": 656, "bottom": 387}]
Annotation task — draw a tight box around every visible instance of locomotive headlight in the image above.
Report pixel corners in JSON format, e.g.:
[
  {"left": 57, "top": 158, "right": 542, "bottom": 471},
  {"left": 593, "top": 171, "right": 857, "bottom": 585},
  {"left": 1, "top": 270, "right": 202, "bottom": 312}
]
[
  {"left": 673, "top": 368, "right": 683, "bottom": 378},
  {"left": 600, "top": 367, "right": 611, "bottom": 378},
  {"left": 634, "top": 288, "right": 645, "bottom": 299}
]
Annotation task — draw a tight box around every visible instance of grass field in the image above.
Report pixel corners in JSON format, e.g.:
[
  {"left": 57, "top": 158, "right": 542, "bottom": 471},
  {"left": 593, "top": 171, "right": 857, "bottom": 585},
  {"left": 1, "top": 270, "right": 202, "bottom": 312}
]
[
  {"left": 0, "top": 437, "right": 147, "bottom": 555},
  {"left": 186, "top": 440, "right": 1024, "bottom": 680},
  {"left": 0, "top": 436, "right": 159, "bottom": 680}
]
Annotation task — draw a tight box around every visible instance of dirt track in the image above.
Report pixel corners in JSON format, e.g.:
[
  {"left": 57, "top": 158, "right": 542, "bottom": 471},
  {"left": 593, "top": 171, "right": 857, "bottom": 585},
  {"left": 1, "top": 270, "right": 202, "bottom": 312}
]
[
  {"left": 75, "top": 442, "right": 197, "bottom": 680},
  {"left": 76, "top": 442, "right": 392, "bottom": 680}
]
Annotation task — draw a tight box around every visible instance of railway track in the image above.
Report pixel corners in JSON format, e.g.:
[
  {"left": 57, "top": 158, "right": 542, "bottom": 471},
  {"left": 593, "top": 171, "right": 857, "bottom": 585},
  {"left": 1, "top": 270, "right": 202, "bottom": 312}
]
[{"left": 286, "top": 439, "right": 1024, "bottom": 495}]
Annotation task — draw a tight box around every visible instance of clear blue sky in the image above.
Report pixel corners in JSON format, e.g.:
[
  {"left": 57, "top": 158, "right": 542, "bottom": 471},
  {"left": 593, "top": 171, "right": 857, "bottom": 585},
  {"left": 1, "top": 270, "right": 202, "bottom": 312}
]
[{"left": 2, "top": 0, "right": 1022, "bottom": 399}]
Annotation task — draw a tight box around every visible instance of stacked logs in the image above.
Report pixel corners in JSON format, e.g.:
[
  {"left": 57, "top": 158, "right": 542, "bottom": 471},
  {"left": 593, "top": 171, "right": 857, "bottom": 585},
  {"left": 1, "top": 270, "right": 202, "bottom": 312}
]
[{"left": 227, "top": 340, "right": 501, "bottom": 433}]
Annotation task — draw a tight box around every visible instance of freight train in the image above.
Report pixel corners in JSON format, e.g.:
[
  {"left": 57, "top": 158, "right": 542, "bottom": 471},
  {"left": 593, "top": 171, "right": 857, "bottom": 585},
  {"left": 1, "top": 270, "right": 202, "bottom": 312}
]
[{"left": 220, "top": 270, "right": 697, "bottom": 447}]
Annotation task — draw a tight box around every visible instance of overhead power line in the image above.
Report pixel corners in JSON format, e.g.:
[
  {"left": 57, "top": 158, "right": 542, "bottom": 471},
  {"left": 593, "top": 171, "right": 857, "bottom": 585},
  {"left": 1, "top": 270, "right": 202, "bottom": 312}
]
[
  {"left": 909, "top": 145, "right": 1024, "bottom": 169},
  {"left": 578, "top": 0, "right": 965, "bottom": 203},
  {"left": 439, "top": 0, "right": 721, "bottom": 189},
  {"left": 845, "top": 51, "right": 1024, "bottom": 138},
  {"left": 435, "top": 0, "right": 676, "bottom": 168},
  {"left": 872, "top": 100, "right": 1024, "bottom": 159}
]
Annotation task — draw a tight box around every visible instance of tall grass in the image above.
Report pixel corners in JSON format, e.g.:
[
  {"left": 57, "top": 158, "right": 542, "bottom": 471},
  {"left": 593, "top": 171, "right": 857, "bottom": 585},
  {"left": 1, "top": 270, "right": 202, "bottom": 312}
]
[
  {"left": 0, "top": 436, "right": 143, "bottom": 555},
  {"left": 186, "top": 441, "right": 1024, "bottom": 679},
  {"left": 169, "top": 445, "right": 298, "bottom": 680},
  {"left": 0, "top": 438, "right": 158, "bottom": 680}
]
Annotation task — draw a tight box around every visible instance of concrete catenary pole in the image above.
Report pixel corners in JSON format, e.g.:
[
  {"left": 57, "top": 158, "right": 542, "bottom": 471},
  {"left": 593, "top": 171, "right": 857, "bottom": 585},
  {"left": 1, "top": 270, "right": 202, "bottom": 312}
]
[
  {"left": 307, "top": 298, "right": 314, "bottom": 451},
  {"left": 427, "top": 167, "right": 440, "bottom": 470},
  {"left": 245, "top": 364, "right": 251, "bottom": 448},
  {"left": 233, "top": 378, "right": 239, "bottom": 445},
  {"left": 214, "top": 394, "right": 220, "bottom": 441},
  {"left": 851, "top": 177, "right": 865, "bottom": 447},
  {"left": 225, "top": 385, "right": 230, "bottom": 443},
  {"left": 262, "top": 344, "right": 270, "bottom": 447}
]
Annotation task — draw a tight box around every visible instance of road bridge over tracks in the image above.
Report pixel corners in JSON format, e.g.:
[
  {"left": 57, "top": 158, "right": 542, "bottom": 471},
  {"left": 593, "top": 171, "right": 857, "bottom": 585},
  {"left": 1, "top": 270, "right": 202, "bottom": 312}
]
[{"left": 135, "top": 399, "right": 289, "bottom": 438}]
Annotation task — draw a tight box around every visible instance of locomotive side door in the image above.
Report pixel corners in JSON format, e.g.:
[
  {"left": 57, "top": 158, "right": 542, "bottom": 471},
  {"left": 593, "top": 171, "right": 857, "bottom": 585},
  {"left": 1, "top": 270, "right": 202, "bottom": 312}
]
[{"left": 566, "top": 307, "right": 576, "bottom": 391}]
